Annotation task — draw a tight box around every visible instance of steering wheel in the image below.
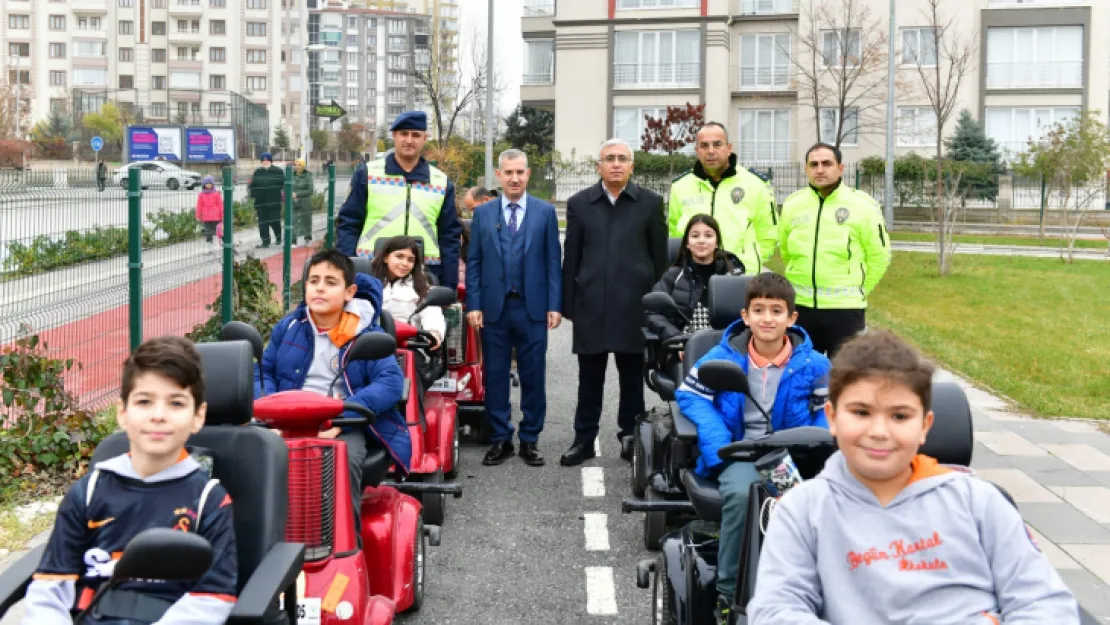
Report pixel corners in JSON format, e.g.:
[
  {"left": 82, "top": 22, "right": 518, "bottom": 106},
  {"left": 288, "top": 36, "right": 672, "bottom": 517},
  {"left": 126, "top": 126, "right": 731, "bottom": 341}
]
[
  {"left": 331, "top": 402, "right": 378, "bottom": 427},
  {"left": 405, "top": 329, "right": 441, "bottom": 352},
  {"left": 662, "top": 334, "right": 691, "bottom": 352}
]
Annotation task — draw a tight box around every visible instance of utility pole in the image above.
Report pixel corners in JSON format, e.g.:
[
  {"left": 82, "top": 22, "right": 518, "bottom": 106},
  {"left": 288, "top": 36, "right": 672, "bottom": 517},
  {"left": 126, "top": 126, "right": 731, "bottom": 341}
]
[
  {"left": 483, "top": 0, "right": 494, "bottom": 186},
  {"left": 883, "top": 0, "right": 896, "bottom": 228},
  {"left": 300, "top": 0, "right": 312, "bottom": 168}
]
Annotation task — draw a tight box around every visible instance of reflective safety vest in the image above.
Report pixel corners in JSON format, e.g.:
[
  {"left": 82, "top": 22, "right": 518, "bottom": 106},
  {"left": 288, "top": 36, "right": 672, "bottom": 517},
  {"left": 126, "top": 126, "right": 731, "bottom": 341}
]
[
  {"left": 667, "top": 167, "right": 778, "bottom": 275},
  {"left": 355, "top": 158, "right": 448, "bottom": 261},
  {"left": 778, "top": 184, "right": 891, "bottom": 309}
]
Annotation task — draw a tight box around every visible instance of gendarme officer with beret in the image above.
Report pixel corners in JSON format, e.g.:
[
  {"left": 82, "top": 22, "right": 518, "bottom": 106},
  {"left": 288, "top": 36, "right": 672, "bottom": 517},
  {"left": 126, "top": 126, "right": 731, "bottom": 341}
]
[{"left": 337, "top": 111, "right": 463, "bottom": 291}]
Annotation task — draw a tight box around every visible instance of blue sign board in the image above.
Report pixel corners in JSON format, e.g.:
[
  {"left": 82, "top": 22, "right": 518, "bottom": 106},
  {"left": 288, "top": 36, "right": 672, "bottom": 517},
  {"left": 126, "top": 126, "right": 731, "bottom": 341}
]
[
  {"left": 90, "top": 136, "right": 104, "bottom": 152},
  {"left": 125, "top": 126, "right": 183, "bottom": 162},
  {"left": 184, "top": 127, "right": 236, "bottom": 163}
]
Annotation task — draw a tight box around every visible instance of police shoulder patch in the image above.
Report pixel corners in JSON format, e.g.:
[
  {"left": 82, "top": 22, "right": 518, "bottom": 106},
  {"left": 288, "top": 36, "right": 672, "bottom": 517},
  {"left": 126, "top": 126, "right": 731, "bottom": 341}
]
[
  {"left": 672, "top": 169, "right": 693, "bottom": 183},
  {"left": 747, "top": 167, "right": 771, "bottom": 183}
]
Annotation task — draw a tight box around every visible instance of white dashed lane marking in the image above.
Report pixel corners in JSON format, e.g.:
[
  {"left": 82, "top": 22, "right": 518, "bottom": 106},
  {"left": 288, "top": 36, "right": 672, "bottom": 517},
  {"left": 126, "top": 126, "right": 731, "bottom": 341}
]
[
  {"left": 594, "top": 438, "right": 601, "bottom": 457},
  {"left": 583, "top": 513, "right": 610, "bottom": 551},
  {"left": 582, "top": 467, "right": 606, "bottom": 497},
  {"left": 585, "top": 567, "right": 619, "bottom": 615}
]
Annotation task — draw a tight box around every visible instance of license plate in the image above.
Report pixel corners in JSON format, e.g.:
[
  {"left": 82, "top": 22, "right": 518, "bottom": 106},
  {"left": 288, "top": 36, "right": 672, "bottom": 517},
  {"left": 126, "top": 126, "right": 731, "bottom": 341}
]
[
  {"left": 296, "top": 597, "right": 321, "bottom": 625},
  {"left": 429, "top": 376, "right": 456, "bottom": 392}
]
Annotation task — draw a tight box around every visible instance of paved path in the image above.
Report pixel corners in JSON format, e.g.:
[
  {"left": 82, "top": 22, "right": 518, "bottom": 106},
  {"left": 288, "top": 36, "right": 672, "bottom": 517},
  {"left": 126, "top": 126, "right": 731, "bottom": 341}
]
[
  {"left": 891, "top": 240, "right": 1109, "bottom": 260},
  {"left": 1, "top": 326, "right": 1109, "bottom": 623}
]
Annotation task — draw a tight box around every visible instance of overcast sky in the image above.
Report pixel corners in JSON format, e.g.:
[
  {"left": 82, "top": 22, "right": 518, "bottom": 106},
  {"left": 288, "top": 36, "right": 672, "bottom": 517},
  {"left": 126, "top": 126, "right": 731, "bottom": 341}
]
[{"left": 458, "top": 0, "right": 524, "bottom": 117}]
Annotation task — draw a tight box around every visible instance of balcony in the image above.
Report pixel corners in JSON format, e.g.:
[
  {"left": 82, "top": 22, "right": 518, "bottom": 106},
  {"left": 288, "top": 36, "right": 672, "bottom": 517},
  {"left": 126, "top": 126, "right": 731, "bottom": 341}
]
[
  {"left": 613, "top": 62, "right": 699, "bottom": 90},
  {"left": 736, "top": 140, "right": 796, "bottom": 163},
  {"left": 733, "top": 0, "right": 798, "bottom": 17},
  {"left": 168, "top": 28, "right": 203, "bottom": 44},
  {"left": 523, "top": 0, "right": 555, "bottom": 17},
  {"left": 522, "top": 71, "right": 553, "bottom": 86},
  {"left": 986, "top": 61, "right": 1083, "bottom": 90},
  {"left": 738, "top": 67, "right": 794, "bottom": 92},
  {"left": 168, "top": 0, "right": 203, "bottom": 17},
  {"left": 71, "top": 0, "right": 109, "bottom": 14}
]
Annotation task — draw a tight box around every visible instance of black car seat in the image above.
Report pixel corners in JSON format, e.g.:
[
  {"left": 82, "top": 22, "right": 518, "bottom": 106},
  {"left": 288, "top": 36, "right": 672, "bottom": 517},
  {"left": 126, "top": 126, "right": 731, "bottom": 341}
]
[{"left": 666, "top": 237, "right": 682, "bottom": 265}]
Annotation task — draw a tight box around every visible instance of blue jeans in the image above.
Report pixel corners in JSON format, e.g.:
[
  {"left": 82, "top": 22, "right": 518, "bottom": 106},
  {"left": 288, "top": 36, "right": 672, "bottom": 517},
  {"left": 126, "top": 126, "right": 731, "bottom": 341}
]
[{"left": 716, "top": 460, "right": 763, "bottom": 599}]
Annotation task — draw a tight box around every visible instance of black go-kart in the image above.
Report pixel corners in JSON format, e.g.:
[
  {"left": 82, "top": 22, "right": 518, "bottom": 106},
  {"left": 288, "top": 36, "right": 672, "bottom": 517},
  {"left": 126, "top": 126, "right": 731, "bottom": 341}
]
[
  {"left": 633, "top": 274, "right": 754, "bottom": 550},
  {"left": 624, "top": 360, "right": 1103, "bottom": 625}
]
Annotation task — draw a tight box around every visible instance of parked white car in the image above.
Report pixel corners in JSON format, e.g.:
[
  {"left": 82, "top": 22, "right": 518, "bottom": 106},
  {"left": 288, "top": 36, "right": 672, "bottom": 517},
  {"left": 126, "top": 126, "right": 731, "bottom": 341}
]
[{"left": 112, "top": 161, "right": 203, "bottom": 190}]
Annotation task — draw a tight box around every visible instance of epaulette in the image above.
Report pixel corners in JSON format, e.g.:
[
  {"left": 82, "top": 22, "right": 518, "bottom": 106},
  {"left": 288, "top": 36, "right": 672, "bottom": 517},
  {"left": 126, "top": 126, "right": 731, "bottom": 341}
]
[
  {"left": 746, "top": 167, "right": 772, "bottom": 183},
  {"left": 672, "top": 169, "right": 692, "bottom": 183}
]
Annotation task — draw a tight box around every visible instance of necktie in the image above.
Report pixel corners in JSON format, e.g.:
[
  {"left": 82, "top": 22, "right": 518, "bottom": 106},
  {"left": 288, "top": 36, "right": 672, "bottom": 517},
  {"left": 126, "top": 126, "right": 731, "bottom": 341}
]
[{"left": 508, "top": 203, "right": 520, "bottom": 235}]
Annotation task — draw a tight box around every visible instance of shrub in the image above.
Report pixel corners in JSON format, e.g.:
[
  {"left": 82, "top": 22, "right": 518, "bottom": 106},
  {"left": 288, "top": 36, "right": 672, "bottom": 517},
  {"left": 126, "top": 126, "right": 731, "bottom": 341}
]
[
  {"left": 0, "top": 327, "right": 116, "bottom": 491},
  {"left": 149, "top": 209, "right": 198, "bottom": 243},
  {"left": 311, "top": 193, "right": 326, "bottom": 213},
  {"left": 187, "top": 255, "right": 286, "bottom": 344}
]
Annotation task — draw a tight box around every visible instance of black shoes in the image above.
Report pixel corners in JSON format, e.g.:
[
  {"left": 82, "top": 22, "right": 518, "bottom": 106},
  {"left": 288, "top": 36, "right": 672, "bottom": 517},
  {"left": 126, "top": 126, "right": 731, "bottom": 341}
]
[
  {"left": 518, "top": 442, "right": 545, "bottom": 467},
  {"left": 559, "top": 442, "right": 596, "bottom": 467},
  {"left": 619, "top": 434, "right": 634, "bottom": 462},
  {"left": 714, "top": 594, "right": 732, "bottom": 625},
  {"left": 482, "top": 441, "right": 515, "bottom": 466}
]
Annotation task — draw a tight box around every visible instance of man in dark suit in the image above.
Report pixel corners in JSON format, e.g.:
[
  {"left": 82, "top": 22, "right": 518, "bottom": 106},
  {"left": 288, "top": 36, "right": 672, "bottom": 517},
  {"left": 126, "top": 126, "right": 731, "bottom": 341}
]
[
  {"left": 465, "top": 149, "right": 562, "bottom": 467},
  {"left": 560, "top": 138, "right": 668, "bottom": 466}
]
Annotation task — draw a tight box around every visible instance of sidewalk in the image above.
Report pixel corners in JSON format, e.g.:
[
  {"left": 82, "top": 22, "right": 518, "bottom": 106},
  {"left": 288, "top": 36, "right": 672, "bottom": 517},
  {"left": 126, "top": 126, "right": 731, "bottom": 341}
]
[
  {"left": 937, "top": 369, "right": 1110, "bottom": 622},
  {"left": 893, "top": 240, "right": 1110, "bottom": 260}
]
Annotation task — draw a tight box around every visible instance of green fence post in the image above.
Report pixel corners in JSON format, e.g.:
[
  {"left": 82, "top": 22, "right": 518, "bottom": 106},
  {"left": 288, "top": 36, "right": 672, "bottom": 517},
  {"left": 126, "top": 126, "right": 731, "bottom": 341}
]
[
  {"left": 221, "top": 165, "right": 235, "bottom": 325},
  {"left": 327, "top": 162, "right": 336, "bottom": 248},
  {"left": 1039, "top": 173, "right": 1047, "bottom": 231},
  {"left": 127, "top": 167, "right": 143, "bottom": 352},
  {"left": 283, "top": 164, "right": 294, "bottom": 310},
  {"left": 855, "top": 166, "right": 861, "bottom": 189}
]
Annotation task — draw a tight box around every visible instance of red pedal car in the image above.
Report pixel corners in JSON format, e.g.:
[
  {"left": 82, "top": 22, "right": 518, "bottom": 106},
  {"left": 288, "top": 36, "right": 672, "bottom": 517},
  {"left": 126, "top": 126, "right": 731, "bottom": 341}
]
[
  {"left": 222, "top": 322, "right": 462, "bottom": 624},
  {"left": 436, "top": 280, "right": 492, "bottom": 442}
]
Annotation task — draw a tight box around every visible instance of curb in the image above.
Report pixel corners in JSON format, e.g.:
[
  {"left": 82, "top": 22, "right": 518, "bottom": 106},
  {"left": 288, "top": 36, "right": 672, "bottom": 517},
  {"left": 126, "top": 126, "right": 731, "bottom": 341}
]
[{"left": 0, "top": 528, "right": 51, "bottom": 575}]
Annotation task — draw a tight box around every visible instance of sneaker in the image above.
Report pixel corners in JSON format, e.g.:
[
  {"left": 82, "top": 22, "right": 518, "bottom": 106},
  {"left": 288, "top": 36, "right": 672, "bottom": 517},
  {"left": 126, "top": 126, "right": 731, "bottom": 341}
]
[{"left": 714, "top": 595, "right": 732, "bottom": 625}]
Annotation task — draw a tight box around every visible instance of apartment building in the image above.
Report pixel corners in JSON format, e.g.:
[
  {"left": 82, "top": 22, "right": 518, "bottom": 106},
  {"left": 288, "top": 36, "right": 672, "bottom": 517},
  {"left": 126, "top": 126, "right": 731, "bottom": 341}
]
[{"left": 521, "top": 0, "right": 1109, "bottom": 163}]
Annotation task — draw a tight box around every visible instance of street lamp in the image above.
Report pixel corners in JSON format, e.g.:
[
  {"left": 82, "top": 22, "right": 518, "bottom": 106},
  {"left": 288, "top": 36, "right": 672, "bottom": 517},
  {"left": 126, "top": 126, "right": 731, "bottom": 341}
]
[{"left": 301, "top": 43, "right": 327, "bottom": 168}]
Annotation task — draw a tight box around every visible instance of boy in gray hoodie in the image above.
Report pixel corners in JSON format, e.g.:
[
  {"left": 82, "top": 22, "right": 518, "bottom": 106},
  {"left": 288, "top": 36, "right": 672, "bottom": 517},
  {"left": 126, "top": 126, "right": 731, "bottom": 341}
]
[{"left": 747, "top": 330, "right": 1079, "bottom": 625}]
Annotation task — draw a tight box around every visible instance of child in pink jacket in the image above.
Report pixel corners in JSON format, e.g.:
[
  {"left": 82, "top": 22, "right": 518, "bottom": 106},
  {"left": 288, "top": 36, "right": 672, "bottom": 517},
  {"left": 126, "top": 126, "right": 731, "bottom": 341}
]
[{"left": 195, "top": 175, "right": 224, "bottom": 255}]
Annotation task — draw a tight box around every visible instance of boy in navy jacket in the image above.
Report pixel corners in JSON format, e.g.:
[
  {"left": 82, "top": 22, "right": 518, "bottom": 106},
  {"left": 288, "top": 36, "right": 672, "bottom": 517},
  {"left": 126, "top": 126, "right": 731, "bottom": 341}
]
[
  {"left": 676, "top": 273, "right": 830, "bottom": 621},
  {"left": 24, "top": 336, "right": 238, "bottom": 625}
]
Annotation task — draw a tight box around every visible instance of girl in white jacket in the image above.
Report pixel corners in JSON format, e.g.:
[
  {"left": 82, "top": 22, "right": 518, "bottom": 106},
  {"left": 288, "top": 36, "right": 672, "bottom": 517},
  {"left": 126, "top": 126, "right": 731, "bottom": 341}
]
[{"left": 370, "top": 235, "right": 446, "bottom": 348}]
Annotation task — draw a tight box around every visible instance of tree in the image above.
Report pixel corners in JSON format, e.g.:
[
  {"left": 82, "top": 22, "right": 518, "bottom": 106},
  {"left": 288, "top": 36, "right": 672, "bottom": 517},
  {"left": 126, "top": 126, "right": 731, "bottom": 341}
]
[
  {"left": 944, "top": 109, "right": 1004, "bottom": 202},
  {"left": 0, "top": 80, "right": 32, "bottom": 140},
  {"left": 335, "top": 120, "right": 367, "bottom": 158},
  {"left": 272, "top": 124, "right": 291, "bottom": 152},
  {"left": 82, "top": 102, "right": 127, "bottom": 150},
  {"left": 640, "top": 103, "right": 705, "bottom": 177},
  {"left": 911, "top": 0, "right": 976, "bottom": 276},
  {"left": 788, "top": 0, "right": 894, "bottom": 149},
  {"left": 309, "top": 129, "right": 330, "bottom": 153},
  {"left": 31, "top": 111, "right": 75, "bottom": 159},
  {"left": 1015, "top": 111, "right": 1110, "bottom": 264},
  {"left": 501, "top": 105, "right": 553, "bottom": 153}
]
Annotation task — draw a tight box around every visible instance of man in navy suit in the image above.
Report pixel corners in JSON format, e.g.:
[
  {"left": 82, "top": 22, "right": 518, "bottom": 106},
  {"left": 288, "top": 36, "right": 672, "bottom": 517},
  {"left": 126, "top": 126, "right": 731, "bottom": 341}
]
[{"left": 465, "top": 149, "right": 562, "bottom": 467}]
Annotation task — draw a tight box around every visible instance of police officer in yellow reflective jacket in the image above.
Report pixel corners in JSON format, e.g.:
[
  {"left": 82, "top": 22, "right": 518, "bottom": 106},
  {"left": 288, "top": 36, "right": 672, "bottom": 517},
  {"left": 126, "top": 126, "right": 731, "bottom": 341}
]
[
  {"left": 779, "top": 143, "right": 891, "bottom": 356},
  {"left": 337, "top": 111, "right": 463, "bottom": 291},
  {"left": 668, "top": 122, "right": 778, "bottom": 274}
]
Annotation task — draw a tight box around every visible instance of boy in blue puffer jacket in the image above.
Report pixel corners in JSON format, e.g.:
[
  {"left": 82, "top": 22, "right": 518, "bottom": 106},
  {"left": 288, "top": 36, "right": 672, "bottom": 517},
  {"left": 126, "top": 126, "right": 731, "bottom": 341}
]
[
  {"left": 258, "top": 249, "right": 409, "bottom": 539},
  {"left": 675, "top": 272, "right": 830, "bottom": 622}
]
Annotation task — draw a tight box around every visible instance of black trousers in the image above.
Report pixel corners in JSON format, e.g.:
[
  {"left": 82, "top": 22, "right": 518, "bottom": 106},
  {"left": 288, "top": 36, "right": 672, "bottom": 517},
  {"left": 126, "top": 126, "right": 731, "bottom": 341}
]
[
  {"left": 573, "top": 351, "right": 644, "bottom": 445},
  {"left": 795, "top": 306, "right": 866, "bottom": 357},
  {"left": 257, "top": 204, "right": 282, "bottom": 245}
]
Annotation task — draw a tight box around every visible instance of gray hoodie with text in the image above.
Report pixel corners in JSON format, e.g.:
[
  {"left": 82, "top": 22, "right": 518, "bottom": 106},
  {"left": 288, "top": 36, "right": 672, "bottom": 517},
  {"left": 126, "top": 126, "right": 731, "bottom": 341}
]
[{"left": 747, "top": 452, "right": 1079, "bottom": 625}]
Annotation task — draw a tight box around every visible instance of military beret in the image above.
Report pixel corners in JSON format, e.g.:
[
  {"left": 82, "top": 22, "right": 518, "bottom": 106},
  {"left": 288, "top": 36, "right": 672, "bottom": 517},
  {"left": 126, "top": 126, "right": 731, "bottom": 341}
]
[{"left": 390, "top": 111, "right": 427, "bottom": 132}]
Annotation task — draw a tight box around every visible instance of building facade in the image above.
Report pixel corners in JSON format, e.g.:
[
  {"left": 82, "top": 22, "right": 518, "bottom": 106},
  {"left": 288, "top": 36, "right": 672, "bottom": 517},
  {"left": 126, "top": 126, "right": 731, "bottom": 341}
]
[{"left": 521, "top": 0, "right": 1109, "bottom": 163}]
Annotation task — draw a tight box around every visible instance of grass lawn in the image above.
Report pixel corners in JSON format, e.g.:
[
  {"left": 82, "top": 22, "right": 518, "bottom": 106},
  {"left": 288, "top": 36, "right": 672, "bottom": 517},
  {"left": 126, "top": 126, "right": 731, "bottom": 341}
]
[
  {"left": 889, "top": 231, "right": 1108, "bottom": 251},
  {"left": 0, "top": 499, "right": 57, "bottom": 552},
  {"left": 869, "top": 252, "right": 1110, "bottom": 420}
]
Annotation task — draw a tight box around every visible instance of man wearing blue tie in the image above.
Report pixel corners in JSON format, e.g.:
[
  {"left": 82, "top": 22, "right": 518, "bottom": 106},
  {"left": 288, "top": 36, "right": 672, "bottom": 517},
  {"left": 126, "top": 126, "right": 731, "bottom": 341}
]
[{"left": 465, "top": 149, "right": 563, "bottom": 467}]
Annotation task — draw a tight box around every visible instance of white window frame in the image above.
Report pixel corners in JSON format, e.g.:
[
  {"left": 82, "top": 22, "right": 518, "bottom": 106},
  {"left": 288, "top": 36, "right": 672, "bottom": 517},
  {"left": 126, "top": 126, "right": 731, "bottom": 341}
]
[
  {"left": 896, "top": 107, "right": 938, "bottom": 147},
  {"left": 616, "top": 0, "right": 698, "bottom": 9},
  {"left": 985, "top": 26, "right": 1083, "bottom": 89},
  {"left": 739, "top": 108, "right": 792, "bottom": 162},
  {"left": 613, "top": 29, "right": 701, "bottom": 89},
  {"left": 985, "top": 106, "right": 1079, "bottom": 158},
  {"left": 739, "top": 33, "right": 791, "bottom": 91},
  {"left": 819, "top": 107, "right": 859, "bottom": 146},
  {"left": 523, "top": 39, "right": 554, "bottom": 85},
  {"left": 821, "top": 29, "right": 860, "bottom": 67},
  {"left": 901, "top": 27, "right": 938, "bottom": 67}
]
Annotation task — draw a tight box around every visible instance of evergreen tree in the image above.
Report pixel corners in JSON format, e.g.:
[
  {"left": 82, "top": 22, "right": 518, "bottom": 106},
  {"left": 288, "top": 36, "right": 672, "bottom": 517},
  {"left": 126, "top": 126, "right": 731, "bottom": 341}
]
[
  {"left": 944, "top": 109, "right": 1004, "bottom": 201},
  {"left": 502, "top": 105, "right": 554, "bottom": 154},
  {"left": 272, "top": 124, "right": 291, "bottom": 151}
]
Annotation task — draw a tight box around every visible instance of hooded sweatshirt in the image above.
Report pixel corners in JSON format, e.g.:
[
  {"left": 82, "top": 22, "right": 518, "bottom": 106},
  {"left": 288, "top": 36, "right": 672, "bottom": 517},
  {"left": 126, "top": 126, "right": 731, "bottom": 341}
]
[
  {"left": 195, "top": 176, "right": 224, "bottom": 223},
  {"left": 747, "top": 452, "right": 1080, "bottom": 625},
  {"left": 23, "top": 453, "right": 237, "bottom": 625}
]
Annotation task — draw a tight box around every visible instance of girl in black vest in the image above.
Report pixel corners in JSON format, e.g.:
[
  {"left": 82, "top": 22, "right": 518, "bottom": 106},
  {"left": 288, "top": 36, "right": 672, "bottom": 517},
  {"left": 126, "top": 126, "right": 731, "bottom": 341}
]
[{"left": 645, "top": 214, "right": 744, "bottom": 342}]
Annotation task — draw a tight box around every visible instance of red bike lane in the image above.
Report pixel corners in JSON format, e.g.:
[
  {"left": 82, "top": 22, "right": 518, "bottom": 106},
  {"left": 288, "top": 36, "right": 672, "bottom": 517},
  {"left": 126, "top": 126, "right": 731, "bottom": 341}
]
[{"left": 34, "top": 248, "right": 315, "bottom": 407}]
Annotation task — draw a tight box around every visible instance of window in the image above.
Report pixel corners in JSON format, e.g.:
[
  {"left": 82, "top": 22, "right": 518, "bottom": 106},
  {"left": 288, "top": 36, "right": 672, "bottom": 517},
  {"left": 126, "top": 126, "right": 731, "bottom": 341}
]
[
  {"left": 986, "top": 26, "right": 1082, "bottom": 89},
  {"left": 616, "top": 0, "right": 697, "bottom": 8},
  {"left": 388, "top": 19, "right": 407, "bottom": 35},
  {"left": 740, "top": 34, "right": 791, "bottom": 90},
  {"left": 347, "top": 70, "right": 359, "bottom": 81},
  {"left": 8, "top": 15, "right": 29, "bottom": 29},
  {"left": 523, "top": 39, "right": 554, "bottom": 85},
  {"left": 153, "top": 48, "right": 167, "bottom": 62},
  {"left": 210, "top": 102, "right": 226, "bottom": 117},
  {"left": 119, "top": 75, "right": 134, "bottom": 88},
  {"left": 347, "top": 34, "right": 358, "bottom": 46},
  {"left": 50, "top": 43, "right": 67, "bottom": 59},
  {"left": 50, "top": 71, "right": 66, "bottom": 86},
  {"left": 152, "top": 0, "right": 165, "bottom": 6},
  {"left": 210, "top": 47, "right": 226, "bottom": 62},
  {"left": 387, "top": 88, "right": 406, "bottom": 104},
  {"left": 901, "top": 28, "right": 937, "bottom": 67},
  {"left": 367, "top": 34, "right": 378, "bottom": 48},
  {"left": 247, "top": 0, "right": 266, "bottom": 9},
  {"left": 348, "top": 16, "right": 359, "bottom": 29},
  {"left": 323, "top": 49, "right": 341, "bottom": 64},
  {"left": 119, "top": 20, "right": 134, "bottom": 35},
  {"left": 210, "top": 20, "right": 225, "bottom": 35},
  {"left": 73, "top": 41, "right": 106, "bottom": 58},
  {"left": 120, "top": 0, "right": 134, "bottom": 5},
  {"left": 153, "top": 75, "right": 167, "bottom": 89},
  {"left": 49, "top": 15, "right": 66, "bottom": 30},
  {"left": 388, "top": 36, "right": 407, "bottom": 52},
  {"left": 322, "top": 69, "right": 341, "bottom": 82},
  {"left": 739, "top": 109, "right": 791, "bottom": 161},
  {"left": 819, "top": 108, "right": 859, "bottom": 145},
  {"left": 290, "top": 75, "right": 301, "bottom": 90},
  {"left": 8, "top": 43, "right": 29, "bottom": 57},
  {"left": 613, "top": 107, "right": 667, "bottom": 151},
  {"left": 246, "top": 76, "right": 267, "bottom": 91},
  {"left": 739, "top": 0, "right": 793, "bottom": 14},
  {"left": 821, "top": 29, "right": 861, "bottom": 67},
  {"left": 7, "top": 70, "right": 29, "bottom": 85},
  {"left": 152, "top": 21, "right": 166, "bottom": 35},
  {"left": 386, "top": 56, "right": 406, "bottom": 70},
  {"left": 210, "top": 0, "right": 226, "bottom": 6},
  {"left": 151, "top": 102, "right": 168, "bottom": 117},
  {"left": 73, "top": 68, "right": 108, "bottom": 86},
  {"left": 119, "top": 47, "right": 134, "bottom": 62},
  {"left": 77, "top": 17, "right": 102, "bottom": 31},
  {"left": 388, "top": 71, "right": 406, "bottom": 85},
  {"left": 523, "top": 0, "right": 555, "bottom": 16},
  {"left": 986, "top": 106, "right": 1079, "bottom": 158},
  {"left": 246, "top": 50, "right": 267, "bottom": 63},
  {"left": 247, "top": 22, "right": 266, "bottom": 36},
  {"left": 210, "top": 74, "right": 225, "bottom": 89},
  {"left": 897, "top": 107, "right": 937, "bottom": 147},
  {"left": 613, "top": 29, "right": 700, "bottom": 88}
]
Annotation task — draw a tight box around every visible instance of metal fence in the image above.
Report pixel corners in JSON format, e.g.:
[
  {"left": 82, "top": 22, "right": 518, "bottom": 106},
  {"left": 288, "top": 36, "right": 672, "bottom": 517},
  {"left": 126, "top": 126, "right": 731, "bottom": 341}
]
[{"left": 0, "top": 163, "right": 349, "bottom": 409}]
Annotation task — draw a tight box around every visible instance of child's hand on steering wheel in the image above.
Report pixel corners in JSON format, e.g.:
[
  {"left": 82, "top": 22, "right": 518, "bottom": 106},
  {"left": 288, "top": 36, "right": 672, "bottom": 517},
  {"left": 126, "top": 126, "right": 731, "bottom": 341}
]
[
  {"left": 319, "top": 426, "right": 341, "bottom": 439},
  {"left": 429, "top": 331, "right": 442, "bottom": 350}
]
